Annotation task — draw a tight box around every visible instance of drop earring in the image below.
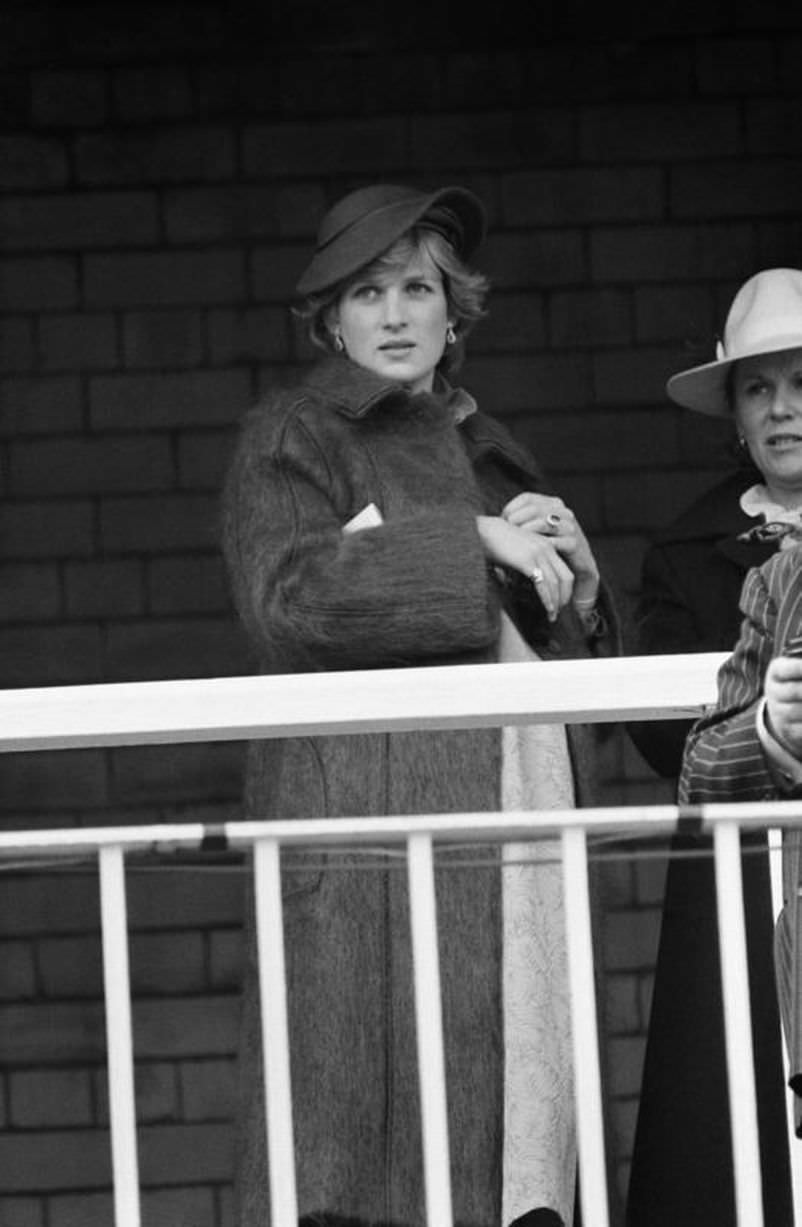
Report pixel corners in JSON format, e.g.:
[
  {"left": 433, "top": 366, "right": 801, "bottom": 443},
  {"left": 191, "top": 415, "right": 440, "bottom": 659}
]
[
  {"left": 333, "top": 331, "right": 344, "bottom": 353},
  {"left": 446, "top": 324, "right": 456, "bottom": 345}
]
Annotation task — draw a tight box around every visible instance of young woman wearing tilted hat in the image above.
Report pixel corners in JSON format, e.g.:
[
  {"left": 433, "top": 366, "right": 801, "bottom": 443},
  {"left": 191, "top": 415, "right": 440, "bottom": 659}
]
[
  {"left": 626, "top": 269, "right": 802, "bottom": 1227},
  {"left": 221, "top": 182, "right": 619, "bottom": 1227}
]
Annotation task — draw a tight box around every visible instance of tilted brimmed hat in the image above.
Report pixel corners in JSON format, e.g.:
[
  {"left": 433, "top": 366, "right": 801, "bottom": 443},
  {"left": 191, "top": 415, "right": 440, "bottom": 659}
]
[
  {"left": 667, "top": 268, "right": 802, "bottom": 417},
  {"left": 295, "top": 183, "right": 487, "bottom": 297}
]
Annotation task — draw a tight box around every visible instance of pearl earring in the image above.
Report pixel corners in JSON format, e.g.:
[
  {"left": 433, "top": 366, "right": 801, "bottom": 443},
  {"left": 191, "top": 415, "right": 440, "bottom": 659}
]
[
  {"left": 446, "top": 325, "right": 456, "bottom": 345},
  {"left": 333, "top": 331, "right": 344, "bottom": 353}
]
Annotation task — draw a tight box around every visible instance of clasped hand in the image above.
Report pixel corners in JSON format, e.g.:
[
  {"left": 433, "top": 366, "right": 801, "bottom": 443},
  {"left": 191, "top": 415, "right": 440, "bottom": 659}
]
[
  {"left": 766, "top": 653, "right": 802, "bottom": 760},
  {"left": 476, "top": 493, "right": 600, "bottom": 623}
]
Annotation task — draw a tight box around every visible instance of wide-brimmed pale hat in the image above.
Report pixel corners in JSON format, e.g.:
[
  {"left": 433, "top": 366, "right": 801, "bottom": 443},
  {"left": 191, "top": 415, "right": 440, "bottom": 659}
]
[
  {"left": 295, "top": 182, "right": 487, "bottom": 297},
  {"left": 667, "top": 267, "right": 802, "bottom": 417}
]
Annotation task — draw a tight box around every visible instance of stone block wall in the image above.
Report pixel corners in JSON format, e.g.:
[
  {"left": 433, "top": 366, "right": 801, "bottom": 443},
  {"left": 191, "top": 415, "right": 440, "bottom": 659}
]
[{"left": 1, "top": 0, "right": 800, "bottom": 1219}]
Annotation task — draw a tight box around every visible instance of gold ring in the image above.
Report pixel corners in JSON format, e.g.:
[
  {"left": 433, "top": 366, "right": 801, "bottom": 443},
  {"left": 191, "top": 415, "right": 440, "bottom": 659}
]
[
  {"left": 531, "top": 567, "right": 545, "bottom": 584},
  {"left": 546, "top": 512, "right": 561, "bottom": 527}
]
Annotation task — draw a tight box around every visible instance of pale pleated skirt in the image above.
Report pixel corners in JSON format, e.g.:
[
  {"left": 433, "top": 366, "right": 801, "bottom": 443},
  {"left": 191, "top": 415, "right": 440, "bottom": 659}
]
[{"left": 499, "top": 612, "right": 576, "bottom": 1226}]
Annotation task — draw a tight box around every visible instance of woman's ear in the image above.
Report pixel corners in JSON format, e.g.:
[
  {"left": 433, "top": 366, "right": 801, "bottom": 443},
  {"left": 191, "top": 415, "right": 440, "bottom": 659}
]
[
  {"left": 324, "top": 307, "right": 346, "bottom": 353},
  {"left": 323, "top": 306, "right": 344, "bottom": 352}
]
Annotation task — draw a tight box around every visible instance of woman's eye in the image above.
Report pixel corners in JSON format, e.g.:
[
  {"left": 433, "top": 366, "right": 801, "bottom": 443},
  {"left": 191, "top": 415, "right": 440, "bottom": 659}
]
[
  {"left": 407, "top": 281, "right": 432, "bottom": 295},
  {"left": 352, "top": 284, "right": 379, "bottom": 301}
]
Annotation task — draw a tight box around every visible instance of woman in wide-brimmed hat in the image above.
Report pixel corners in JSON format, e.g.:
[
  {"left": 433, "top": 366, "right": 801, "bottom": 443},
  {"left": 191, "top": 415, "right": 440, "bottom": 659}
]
[
  {"left": 631, "top": 268, "right": 802, "bottom": 777},
  {"left": 626, "top": 269, "right": 802, "bottom": 1227},
  {"left": 221, "top": 181, "right": 619, "bottom": 1227}
]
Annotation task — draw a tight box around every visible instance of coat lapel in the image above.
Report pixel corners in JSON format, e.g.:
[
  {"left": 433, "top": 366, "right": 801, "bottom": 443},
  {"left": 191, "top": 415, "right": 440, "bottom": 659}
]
[{"left": 715, "top": 534, "right": 779, "bottom": 571}]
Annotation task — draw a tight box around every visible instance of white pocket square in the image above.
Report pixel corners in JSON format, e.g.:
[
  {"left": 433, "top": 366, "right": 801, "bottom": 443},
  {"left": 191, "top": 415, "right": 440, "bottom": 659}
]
[{"left": 343, "top": 503, "right": 384, "bottom": 533}]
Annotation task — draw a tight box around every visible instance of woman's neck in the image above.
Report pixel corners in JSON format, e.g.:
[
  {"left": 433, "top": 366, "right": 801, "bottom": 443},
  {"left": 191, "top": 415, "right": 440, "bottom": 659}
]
[{"left": 762, "top": 481, "right": 802, "bottom": 511}]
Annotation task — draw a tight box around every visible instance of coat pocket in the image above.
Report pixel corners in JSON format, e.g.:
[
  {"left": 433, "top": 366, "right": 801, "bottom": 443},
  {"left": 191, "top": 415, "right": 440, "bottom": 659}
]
[{"left": 245, "top": 738, "right": 328, "bottom": 903}]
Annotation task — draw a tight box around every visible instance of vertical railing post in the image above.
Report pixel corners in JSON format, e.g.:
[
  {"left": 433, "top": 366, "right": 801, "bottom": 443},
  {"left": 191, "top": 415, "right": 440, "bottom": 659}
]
[
  {"left": 99, "top": 844, "right": 141, "bottom": 1227},
  {"left": 714, "top": 821, "right": 764, "bottom": 1227},
  {"left": 769, "top": 826, "right": 802, "bottom": 1225},
  {"left": 253, "top": 838, "right": 298, "bottom": 1227},
  {"left": 407, "top": 832, "right": 453, "bottom": 1227},
  {"left": 561, "top": 826, "right": 609, "bottom": 1227}
]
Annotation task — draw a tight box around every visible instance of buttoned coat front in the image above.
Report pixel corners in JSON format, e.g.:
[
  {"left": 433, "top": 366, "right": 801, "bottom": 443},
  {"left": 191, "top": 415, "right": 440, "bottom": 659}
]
[{"left": 221, "top": 357, "right": 609, "bottom": 1227}]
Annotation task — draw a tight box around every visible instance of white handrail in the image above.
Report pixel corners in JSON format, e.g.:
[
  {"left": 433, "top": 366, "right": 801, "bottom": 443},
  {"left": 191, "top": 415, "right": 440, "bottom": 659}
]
[{"left": 0, "top": 652, "right": 726, "bottom": 751}]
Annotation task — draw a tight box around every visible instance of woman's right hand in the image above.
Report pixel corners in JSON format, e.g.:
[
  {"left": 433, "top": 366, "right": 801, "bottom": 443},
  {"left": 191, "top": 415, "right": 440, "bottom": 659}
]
[
  {"left": 501, "top": 492, "right": 600, "bottom": 606},
  {"left": 476, "top": 515, "right": 575, "bottom": 622}
]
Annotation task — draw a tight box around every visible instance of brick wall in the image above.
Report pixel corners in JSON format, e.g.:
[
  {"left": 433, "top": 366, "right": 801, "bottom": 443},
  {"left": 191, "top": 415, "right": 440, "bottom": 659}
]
[{"left": 1, "top": 0, "right": 801, "bottom": 1219}]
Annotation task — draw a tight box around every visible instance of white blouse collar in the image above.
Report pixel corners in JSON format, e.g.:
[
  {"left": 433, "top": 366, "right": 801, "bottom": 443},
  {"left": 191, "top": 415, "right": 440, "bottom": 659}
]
[{"left": 740, "top": 483, "right": 802, "bottom": 524}]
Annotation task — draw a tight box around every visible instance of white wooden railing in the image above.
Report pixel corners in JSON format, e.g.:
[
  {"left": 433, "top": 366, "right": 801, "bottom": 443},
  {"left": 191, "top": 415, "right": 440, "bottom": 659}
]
[{"left": 1, "top": 651, "right": 801, "bottom": 1227}]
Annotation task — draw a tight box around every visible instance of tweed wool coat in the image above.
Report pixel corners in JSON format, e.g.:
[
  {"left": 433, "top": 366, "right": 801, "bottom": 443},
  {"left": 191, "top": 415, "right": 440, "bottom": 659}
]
[{"left": 221, "top": 357, "right": 612, "bottom": 1227}]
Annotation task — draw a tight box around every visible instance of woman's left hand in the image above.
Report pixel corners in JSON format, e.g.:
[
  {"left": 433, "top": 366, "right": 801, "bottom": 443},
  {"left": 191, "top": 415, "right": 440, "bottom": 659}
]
[{"left": 502, "top": 493, "right": 600, "bottom": 605}]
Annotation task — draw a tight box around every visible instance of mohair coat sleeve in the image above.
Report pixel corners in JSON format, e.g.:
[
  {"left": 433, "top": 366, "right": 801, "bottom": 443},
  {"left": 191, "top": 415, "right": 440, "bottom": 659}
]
[{"left": 221, "top": 391, "right": 501, "bottom": 674}]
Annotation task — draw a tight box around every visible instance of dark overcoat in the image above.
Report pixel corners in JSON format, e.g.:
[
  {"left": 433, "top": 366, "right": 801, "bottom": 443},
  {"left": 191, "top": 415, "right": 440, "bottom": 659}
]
[
  {"left": 221, "top": 357, "right": 611, "bottom": 1227},
  {"left": 628, "top": 467, "right": 776, "bottom": 778},
  {"left": 625, "top": 469, "right": 792, "bottom": 1227},
  {"left": 680, "top": 544, "right": 802, "bottom": 1132}
]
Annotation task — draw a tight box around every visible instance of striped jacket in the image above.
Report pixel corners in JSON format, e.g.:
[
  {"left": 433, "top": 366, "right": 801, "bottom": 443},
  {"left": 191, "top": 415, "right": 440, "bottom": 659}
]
[
  {"left": 680, "top": 543, "right": 802, "bottom": 1127},
  {"left": 680, "top": 543, "right": 802, "bottom": 804}
]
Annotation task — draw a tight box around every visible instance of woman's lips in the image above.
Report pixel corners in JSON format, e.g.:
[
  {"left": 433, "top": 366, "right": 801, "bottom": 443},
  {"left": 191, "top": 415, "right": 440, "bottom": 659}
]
[{"left": 767, "top": 433, "right": 802, "bottom": 448}]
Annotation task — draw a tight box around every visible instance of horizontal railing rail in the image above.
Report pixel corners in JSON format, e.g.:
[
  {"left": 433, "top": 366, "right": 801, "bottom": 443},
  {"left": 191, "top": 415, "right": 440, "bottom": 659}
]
[
  {"left": 0, "top": 651, "right": 727, "bottom": 751},
  {"left": 1, "top": 649, "right": 796, "bottom": 1227}
]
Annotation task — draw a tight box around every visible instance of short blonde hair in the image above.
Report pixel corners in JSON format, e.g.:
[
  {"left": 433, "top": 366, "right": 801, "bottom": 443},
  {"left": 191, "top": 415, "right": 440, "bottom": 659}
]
[{"left": 295, "top": 226, "right": 489, "bottom": 376}]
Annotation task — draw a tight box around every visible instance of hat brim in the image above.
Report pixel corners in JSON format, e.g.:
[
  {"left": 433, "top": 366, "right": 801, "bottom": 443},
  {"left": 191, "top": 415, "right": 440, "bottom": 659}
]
[
  {"left": 667, "top": 337, "right": 802, "bottom": 417},
  {"left": 296, "top": 186, "right": 486, "bottom": 297}
]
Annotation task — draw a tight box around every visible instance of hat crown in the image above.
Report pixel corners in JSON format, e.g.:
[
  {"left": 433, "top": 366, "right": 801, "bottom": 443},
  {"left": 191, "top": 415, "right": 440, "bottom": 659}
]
[
  {"left": 666, "top": 266, "right": 802, "bottom": 416},
  {"left": 295, "top": 181, "right": 486, "bottom": 297},
  {"left": 317, "top": 184, "right": 422, "bottom": 250},
  {"left": 723, "top": 268, "right": 802, "bottom": 360}
]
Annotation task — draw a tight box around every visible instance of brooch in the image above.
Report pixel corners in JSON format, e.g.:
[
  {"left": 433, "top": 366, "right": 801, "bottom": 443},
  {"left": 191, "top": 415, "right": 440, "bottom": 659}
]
[{"left": 736, "top": 521, "right": 802, "bottom": 545}]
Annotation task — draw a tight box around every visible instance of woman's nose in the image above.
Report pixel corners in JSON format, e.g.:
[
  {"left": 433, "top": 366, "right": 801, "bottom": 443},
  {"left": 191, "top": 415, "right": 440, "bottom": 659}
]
[
  {"left": 381, "top": 289, "right": 406, "bottom": 328},
  {"left": 769, "top": 387, "right": 794, "bottom": 418}
]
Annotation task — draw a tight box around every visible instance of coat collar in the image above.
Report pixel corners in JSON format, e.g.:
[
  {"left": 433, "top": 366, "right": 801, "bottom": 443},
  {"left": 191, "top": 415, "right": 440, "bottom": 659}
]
[
  {"left": 653, "top": 468, "right": 779, "bottom": 569},
  {"left": 655, "top": 470, "right": 758, "bottom": 544},
  {"left": 460, "top": 408, "right": 550, "bottom": 488},
  {"left": 300, "top": 356, "right": 477, "bottom": 421}
]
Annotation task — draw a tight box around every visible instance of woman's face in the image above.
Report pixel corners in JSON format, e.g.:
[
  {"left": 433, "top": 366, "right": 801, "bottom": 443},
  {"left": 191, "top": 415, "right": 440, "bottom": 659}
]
[
  {"left": 734, "top": 348, "right": 802, "bottom": 504},
  {"left": 330, "top": 245, "right": 452, "bottom": 394}
]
